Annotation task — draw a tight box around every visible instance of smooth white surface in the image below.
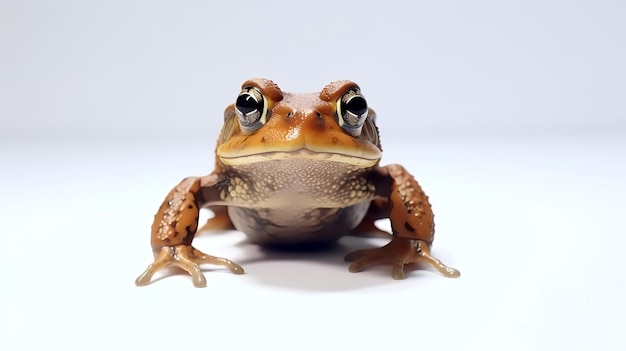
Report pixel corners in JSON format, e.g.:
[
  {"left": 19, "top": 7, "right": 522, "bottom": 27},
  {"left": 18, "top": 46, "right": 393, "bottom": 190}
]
[
  {"left": 1, "top": 137, "right": 625, "bottom": 350},
  {"left": 2, "top": 0, "right": 626, "bottom": 350}
]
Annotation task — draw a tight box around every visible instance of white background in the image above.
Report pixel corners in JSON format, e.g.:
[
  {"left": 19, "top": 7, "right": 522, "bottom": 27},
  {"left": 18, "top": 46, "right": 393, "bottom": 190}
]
[{"left": 1, "top": 1, "right": 625, "bottom": 350}]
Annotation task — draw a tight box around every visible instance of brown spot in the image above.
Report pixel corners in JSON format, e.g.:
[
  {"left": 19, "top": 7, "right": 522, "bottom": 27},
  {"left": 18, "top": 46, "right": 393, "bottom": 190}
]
[
  {"left": 331, "top": 137, "right": 338, "bottom": 144},
  {"left": 182, "top": 224, "right": 195, "bottom": 245},
  {"left": 171, "top": 220, "right": 179, "bottom": 237},
  {"left": 260, "top": 136, "right": 266, "bottom": 142},
  {"left": 404, "top": 222, "right": 416, "bottom": 233}
]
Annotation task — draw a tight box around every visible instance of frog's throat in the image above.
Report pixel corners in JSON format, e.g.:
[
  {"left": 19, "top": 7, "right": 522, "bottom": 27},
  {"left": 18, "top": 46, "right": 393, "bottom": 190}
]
[{"left": 219, "top": 149, "right": 379, "bottom": 168}]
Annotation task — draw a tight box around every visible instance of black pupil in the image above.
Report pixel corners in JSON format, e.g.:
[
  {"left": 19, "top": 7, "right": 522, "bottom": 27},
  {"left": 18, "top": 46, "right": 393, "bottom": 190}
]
[
  {"left": 236, "top": 93, "right": 260, "bottom": 115},
  {"left": 345, "top": 96, "right": 367, "bottom": 117}
]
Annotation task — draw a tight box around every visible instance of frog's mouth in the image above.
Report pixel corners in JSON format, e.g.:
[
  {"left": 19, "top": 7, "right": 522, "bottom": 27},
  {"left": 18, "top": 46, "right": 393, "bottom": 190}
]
[{"left": 219, "top": 148, "right": 380, "bottom": 168}]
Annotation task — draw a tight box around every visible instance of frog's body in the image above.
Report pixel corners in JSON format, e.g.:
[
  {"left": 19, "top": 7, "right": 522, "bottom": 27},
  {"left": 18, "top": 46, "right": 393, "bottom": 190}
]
[
  {"left": 136, "top": 78, "right": 460, "bottom": 287},
  {"left": 223, "top": 161, "right": 373, "bottom": 244}
]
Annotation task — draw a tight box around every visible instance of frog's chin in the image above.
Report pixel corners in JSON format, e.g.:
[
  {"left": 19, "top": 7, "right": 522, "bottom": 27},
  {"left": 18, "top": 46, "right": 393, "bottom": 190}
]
[{"left": 219, "top": 148, "right": 379, "bottom": 168}]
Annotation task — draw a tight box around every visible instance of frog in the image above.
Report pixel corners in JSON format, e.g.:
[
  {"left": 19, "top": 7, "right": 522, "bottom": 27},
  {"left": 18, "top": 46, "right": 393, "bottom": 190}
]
[{"left": 135, "top": 78, "right": 460, "bottom": 287}]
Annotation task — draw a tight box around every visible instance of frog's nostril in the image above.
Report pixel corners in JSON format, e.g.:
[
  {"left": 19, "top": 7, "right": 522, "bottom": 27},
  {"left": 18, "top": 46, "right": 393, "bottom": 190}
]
[{"left": 286, "top": 111, "right": 294, "bottom": 118}]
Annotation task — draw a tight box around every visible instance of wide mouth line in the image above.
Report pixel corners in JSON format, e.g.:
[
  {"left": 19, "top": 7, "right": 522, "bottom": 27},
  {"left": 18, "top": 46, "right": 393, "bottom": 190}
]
[{"left": 219, "top": 148, "right": 380, "bottom": 166}]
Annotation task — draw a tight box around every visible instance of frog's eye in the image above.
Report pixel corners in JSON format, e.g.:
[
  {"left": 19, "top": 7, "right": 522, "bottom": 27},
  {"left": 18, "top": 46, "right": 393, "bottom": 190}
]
[
  {"left": 235, "top": 86, "right": 268, "bottom": 132},
  {"left": 337, "top": 89, "right": 368, "bottom": 136}
]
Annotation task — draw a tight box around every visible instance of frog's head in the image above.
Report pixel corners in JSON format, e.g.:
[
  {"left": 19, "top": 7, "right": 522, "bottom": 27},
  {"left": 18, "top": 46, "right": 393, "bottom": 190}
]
[{"left": 216, "top": 78, "right": 381, "bottom": 168}]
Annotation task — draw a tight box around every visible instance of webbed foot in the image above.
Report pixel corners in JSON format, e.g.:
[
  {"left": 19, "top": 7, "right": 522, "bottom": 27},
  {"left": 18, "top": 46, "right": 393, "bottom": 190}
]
[
  {"left": 135, "top": 245, "right": 244, "bottom": 288},
  {"left": 345, "top": 237, "right": 460, "bottom": 279}
]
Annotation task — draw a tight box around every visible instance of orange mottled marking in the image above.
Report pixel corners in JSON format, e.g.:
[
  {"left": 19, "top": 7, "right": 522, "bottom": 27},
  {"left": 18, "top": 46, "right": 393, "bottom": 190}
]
[
  {"left": 386, "top": 165, "right": 434, "bottom": 243},
  {"left": 151, "top": 178, "right": 202, "bottom": 248}
]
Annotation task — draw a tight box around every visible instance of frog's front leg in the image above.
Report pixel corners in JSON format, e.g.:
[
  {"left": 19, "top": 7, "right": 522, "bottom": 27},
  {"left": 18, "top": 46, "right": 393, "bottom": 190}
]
[
  {"left": 345, "top": 164, "right": 460, "bottom": 279},
  {"left": 135, "top": 175, "right": 244, "bottom": 288}
]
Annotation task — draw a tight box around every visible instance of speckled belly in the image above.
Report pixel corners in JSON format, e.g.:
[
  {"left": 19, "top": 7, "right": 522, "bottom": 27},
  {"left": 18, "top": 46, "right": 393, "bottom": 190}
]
[
  {"left": 228, "top": 201, "right": 370, "bottom": 244},
  {"left": 221, "top": 159, "right": 376, "bottom": 245}
]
